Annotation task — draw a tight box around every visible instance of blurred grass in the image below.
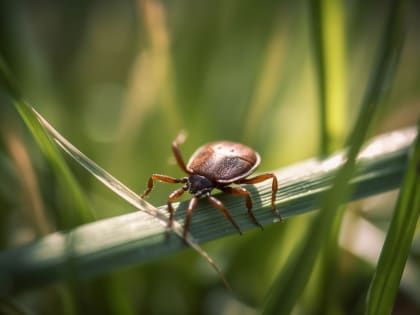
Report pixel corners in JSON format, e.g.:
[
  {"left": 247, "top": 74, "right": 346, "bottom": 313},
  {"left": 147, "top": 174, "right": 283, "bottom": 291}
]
[
  {"left": 1, "top": 1, "right": 420, "bottom": 314},
  {"left": 310, "top": 0, "right": 347, "bottom": 156},
  {"left": 309, "top": 1, "right": 347, "bottom": 313},
  {"left": 264, "top": 1, "right": 405, "bottom": 313},
  {"left": 366, "top": 121, "right": 420, "bottom": 315},
  {"left": 15, "top": 102, "right": 94, "bottom": 228}
]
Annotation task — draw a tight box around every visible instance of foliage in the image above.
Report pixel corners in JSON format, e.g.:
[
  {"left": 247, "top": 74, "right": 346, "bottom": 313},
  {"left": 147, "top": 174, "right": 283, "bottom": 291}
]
[{"left": 0, "top": 1, "right": 419, "bottom": 314}]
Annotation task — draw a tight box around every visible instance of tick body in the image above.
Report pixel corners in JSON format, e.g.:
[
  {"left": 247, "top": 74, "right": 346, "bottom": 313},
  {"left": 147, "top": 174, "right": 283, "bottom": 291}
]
[{"left": 141, "top": 134, "right": 280, "bottom": 237}]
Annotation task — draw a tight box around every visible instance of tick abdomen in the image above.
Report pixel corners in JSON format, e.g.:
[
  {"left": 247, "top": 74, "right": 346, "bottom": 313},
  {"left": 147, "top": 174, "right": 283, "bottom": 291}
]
[{"left": 187, "top": 141, "right": 260, "bottom": 183}]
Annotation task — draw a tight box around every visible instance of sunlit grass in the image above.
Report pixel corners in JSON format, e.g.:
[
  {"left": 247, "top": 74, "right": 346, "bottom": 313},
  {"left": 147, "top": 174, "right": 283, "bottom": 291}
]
[{"left": 0, "top": 1, "right": 419, "bottom": 314}]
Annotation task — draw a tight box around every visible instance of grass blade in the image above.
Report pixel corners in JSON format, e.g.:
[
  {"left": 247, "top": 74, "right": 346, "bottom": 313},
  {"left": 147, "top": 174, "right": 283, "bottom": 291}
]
[
  {"left": 1, "top": 55, "right": 93, "bottom": 228},
  {"left": 0, "top": 127, "right": 415, "bottom": 294},
  {"left": 263, "top": 0, "right": 405, "bottom": 313},
  {"left": 309, "top": 0, "right": 347, "bottom": 311},
  {"left": 365, "top": 121, "right": 420, "bottom": 314},
  {"left": 310, "top": 0, "right": 347, "bottom": 156},
  {"left": 14, "top": 102, "right": 94, "bottom": 227}
]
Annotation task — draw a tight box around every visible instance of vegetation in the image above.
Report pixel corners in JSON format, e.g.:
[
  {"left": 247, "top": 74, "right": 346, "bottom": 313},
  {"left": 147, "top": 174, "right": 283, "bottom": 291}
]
[{"left": 0, "top": 1, "right": 419, "bottom": 314}]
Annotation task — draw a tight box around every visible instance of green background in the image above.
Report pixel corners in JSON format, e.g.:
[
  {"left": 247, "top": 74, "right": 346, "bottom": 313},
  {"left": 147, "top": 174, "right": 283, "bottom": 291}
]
[{"left": 0, "top": 1, "right": 419, "bottom": 314}]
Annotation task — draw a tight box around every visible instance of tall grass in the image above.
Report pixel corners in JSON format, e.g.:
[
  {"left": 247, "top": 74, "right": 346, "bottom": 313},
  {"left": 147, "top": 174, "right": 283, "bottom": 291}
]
[{"left": 0, "top": 1, "right": 419, "bottom": 314}]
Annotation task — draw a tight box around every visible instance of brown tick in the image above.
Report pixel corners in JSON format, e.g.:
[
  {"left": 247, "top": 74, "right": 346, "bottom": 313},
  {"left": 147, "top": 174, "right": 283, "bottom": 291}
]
[{"left": 141, "top": 134, "right": 280, "bottom": 237}]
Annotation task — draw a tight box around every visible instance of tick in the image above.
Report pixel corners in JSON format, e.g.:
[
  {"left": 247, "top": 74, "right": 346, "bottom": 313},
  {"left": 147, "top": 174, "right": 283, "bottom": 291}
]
[{"left": 140, "top": 134, "right": 280, "bottom": 237}]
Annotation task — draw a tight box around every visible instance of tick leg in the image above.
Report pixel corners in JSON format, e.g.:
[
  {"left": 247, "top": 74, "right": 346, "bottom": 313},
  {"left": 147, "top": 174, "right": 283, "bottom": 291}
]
[
  {"left": 140, "top": 174, "right": 187, "bottom": 198},
  {"left": 167, "top": 187, "right": 187, "bottom": 229},
  {"left": 221, "top": 186, "right": 263, "bottom": 229},
  {"left": 207, "top": 193, "right": 242, "bottom": 235},
  {"left": 238, "top": 173, "right": 280, "bottom": 218},
  {"left": 172, "top": 132, "right": 190, "bottom": 175},
  {"left": 183, "top": 196, "right": 198, "bottom": 238}
]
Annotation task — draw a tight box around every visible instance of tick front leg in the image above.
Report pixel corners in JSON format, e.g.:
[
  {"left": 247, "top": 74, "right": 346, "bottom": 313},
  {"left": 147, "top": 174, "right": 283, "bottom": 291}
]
[
  {"left": 140, "top": 174, "right": 187, "bottom": 198},
  {"left": 207, "top": 193, "right": 242, "bottom": 235},
  {"left": 167, "top": 187, "right": 187, "bottom": 229},
  {"left": 238, "top": 173, "right": 280, "bottom": 218},
  {"left": 221, "top": 186, "right": 263, "bottom": 229},
  {"left": 172, "top": 132, "right": 190, "bottom": 175}
]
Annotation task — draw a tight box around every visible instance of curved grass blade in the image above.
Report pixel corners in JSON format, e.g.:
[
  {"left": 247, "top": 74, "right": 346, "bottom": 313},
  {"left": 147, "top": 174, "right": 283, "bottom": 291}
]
[
  {"left": 13, "top": 102, "right": 94, "bottom": 227},
  {"left": 1, "top": 55, "right": 143, "bottom": 313},
  {"left": 365, "top": 122, "right": 420, "bottom": 314},
  {"left": 29, "top": 106, "right": 231, "bottom": 289},
  {"left": 1, "top": 55, "right": 93, "bottom": 228}
]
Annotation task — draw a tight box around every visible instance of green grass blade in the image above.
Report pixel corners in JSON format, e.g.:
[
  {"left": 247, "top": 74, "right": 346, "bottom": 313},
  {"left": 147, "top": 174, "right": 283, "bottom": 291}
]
[
  {"left": 0, "top": 54, "right": 93, "bottom": 228},
  {"left": 13, "top": 105, "right": 94, "bottom": 228},
  {"left": 14, "top": 102, "right": 95, "bottom": 226},
  {"left": 30, "top": 107, "right": 168, "bottom": 223},
  {"left": 0, "top": 127, "right": 415, "bottom": 293},
  {"left": 310, "top": 0, "right": 347, "bottom": 156},
  {"left": 309, "top": 0, "right": 347, "bottom": 311},
  {"left": 0, "top": 56, "right": 133, "bottom": 312},
  {"left": 365, "top": 122, "right": 420, "bottom": 314},
  {"left": 262, "top": 1, "right": 405, "bottom": 313}
]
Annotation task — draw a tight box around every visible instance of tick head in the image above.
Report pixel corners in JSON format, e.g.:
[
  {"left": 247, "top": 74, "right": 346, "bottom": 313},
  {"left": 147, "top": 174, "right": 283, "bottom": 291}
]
[{"left": 188, "top": 174, "right": 215, "bottom": 196}]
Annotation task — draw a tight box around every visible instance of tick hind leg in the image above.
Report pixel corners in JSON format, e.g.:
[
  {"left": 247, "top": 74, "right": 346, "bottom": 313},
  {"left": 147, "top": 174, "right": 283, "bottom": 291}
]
[
  {"left": 206, "top": 193, "right": 242, "bottom": 235},
  {"left": 221, "top": 186, "right": 263, "bottom": 229},
  {"left": 238, "top": 173, "right": 280, "bottom": 218}
]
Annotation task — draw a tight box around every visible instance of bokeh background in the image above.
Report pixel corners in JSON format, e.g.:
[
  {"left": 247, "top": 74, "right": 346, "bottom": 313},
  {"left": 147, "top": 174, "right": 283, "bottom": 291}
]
[{"left": 0, "top": 0, "right": 419, "bottom": 314}]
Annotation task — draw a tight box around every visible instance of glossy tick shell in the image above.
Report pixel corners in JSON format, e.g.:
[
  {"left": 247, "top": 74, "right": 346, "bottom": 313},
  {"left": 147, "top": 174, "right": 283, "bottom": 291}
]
[{"left": 186, "top": 141, "right": 261, "bottom": 183}]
